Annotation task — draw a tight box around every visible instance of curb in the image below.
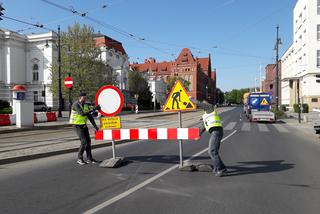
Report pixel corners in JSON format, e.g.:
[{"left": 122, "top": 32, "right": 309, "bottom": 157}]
[{"left": 0, "top": 124, "right": 72, "bottom": 134}]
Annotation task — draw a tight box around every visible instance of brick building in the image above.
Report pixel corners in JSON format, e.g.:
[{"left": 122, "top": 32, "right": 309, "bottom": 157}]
[
  {"left": 130, "top": 48, "right": 217, "bottom": 104},
  {"left": 262, "top": 61, "right": 281, "bottom": 103}
]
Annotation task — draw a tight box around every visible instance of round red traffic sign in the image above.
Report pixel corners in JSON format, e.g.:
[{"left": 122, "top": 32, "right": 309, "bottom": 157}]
[
  {"left": 95, "top": 85, "right": 124, "bottom": 117},
  {"left": 64, "top": 77, "right": 73, "bottom": 89}
]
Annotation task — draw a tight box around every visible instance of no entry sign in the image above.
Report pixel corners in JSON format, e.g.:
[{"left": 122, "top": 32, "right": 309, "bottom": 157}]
[
  {"left": 95, "top": 85, "right": 124, "bottom": 117},
  {"left": 64, "top": 77, "right": 73, "bottom": 89}
]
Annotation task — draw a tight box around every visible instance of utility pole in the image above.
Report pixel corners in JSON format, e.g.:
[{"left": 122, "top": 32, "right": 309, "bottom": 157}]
[
  {"left": 275, "top": 25, "right": 281, "bottom": 111},
  {"left": 57, "top": 25, "right": 63, "bottom": 117}
]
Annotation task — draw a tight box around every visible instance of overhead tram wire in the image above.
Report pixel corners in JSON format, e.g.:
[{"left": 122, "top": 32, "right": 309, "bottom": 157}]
[
  {"left": 1, "top": 15, "right": 44, "bottom": 29},
  {"left": 17, "top": 4, "right": 108, "bottom": 33},
  {"left": 40, "top": 0, "right": 174, "bottom": 59}
]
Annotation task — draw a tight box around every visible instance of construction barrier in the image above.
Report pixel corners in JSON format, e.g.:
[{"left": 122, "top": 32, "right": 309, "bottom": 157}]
[
  {"left": 0, "top": 112, "right": 57, "bottom": 126},
  {"left": 94, "top": 128, "right": 200, "bottom": 140},
  {"left": 0, "top": 114, "right": 10, "bottom": 126}
]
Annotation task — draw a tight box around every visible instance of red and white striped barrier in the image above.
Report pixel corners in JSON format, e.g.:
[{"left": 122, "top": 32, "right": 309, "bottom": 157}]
[
  {"left": 94, "top": 128, "right": 199, "bottom": 140},
  {"left": 0, "top": 112, "right": 57, "bottom": 126}
]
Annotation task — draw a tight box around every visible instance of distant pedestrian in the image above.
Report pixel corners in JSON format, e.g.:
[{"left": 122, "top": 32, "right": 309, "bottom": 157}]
[
  {"left": 69, "top": 92, "right": 101, "bottom": 165},
  {"left": 199, "top": 105, "right": 227, "bottom": 177}
]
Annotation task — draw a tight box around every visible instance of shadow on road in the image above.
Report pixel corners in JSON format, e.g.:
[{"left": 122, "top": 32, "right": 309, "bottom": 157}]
[
  {"left": 127, "top": 155, "right": 210, "bottom": 164},
  {"left": 226, "top": 160, "right": 294, "bottom": 177}
]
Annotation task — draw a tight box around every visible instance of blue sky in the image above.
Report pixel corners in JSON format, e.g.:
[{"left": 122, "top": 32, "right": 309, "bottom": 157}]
[{"left": 0, "top": 0, "right": 296, "bottom": 91}]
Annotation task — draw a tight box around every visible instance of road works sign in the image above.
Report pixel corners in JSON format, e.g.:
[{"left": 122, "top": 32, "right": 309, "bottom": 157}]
[
  {"left": 100, "top": 116, "right": 121, "bottom": 129},
  {"left": 95, "top": 85, "right": 124, "bottom": 117},
  {"left": 260, "top": 98, "right": 269, "bottom": 105},
  {"left": 163, "top": 80, "right": 196, "bottom": 112}
]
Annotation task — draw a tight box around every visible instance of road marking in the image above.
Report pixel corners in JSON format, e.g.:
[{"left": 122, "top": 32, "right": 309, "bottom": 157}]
[
  {"left": 224, "top": 122, "right": 237, "bottom": 130},
  {"left": 241, "top": 122, "right": 251, "bottom": 131},
  {"left": 83, "top": 130, "right": 238, "bottom": 214},
  {"left": 272, "top": 124, "right": 289, "bottom": 133},
  {"left": 257, "top": 123, "right": 269, "bottom": 132}
]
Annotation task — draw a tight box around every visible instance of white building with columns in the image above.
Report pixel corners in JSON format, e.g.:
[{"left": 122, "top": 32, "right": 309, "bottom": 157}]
[
  {"left": 0, "top": 28, "right": 56, "bottom": 108},
  {"left": 94, "top": 34, "right": 129, "bottom": 91},
  {"left": 281, "top": 0, "right": 320, "bottom": 110}
]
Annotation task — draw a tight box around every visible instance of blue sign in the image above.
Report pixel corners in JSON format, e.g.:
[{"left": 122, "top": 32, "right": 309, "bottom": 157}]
[{"left": 250, "top": 98, "right": 259, "bottom": 106}]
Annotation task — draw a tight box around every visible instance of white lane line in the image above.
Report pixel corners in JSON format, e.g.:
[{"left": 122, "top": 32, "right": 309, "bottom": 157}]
[
  {"left": 241, "top": 122, "right": 250, "bottom": 131},
  {"left": 272, "top": 124, "right": 289, "bottom": 133},
  {"left": 224, "top": 122, "right": 237, "bottom": 130},
  {"left": 83, "top": 130, "right": 238, "bottom": 214},
  {"left": 257, "top": 123, "right": 269, "bottom": 132}
]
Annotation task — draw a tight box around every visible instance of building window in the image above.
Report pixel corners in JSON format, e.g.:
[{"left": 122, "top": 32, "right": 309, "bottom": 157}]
[
  {"left": 33, "top": 91, "right": 38, "bottom": 102},
  {"left": 318, "top": 0, "right": 320, "bottom": 14},
  {"left": 312, "top": 98, "right": 318, "bottom": 102},
  {"left": 33, "top": 64, "right": 39, "bottom": 81},
  {"left": 317, "top": 50, "right": 320, "bottom": 67},
  {"left": 317, "top": 25, "right": 320, "bottom": 40}
]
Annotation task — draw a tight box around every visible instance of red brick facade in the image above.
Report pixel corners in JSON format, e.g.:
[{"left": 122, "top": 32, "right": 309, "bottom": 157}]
[
  {"left": 262, "top": 61, "right": 281, "bottom": 101},
  {"left": 130, "top": 48, "right": 217, "bottom": 103}
]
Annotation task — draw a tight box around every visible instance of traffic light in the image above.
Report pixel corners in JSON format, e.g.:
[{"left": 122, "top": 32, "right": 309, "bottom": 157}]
[
  {"left": 0, "top": 3, "right": 4, "bottom": 21},
  {"left": 316, "top": 74, "right": 320, "bottom": 83}
]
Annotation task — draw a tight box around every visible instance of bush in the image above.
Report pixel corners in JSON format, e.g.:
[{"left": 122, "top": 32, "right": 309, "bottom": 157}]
[
  {"left": 293, "top": 104, "right": 299, "bottom": 113},
  {"left": 271, "top": 107, "right": 285, "bottom": 118},
  {"left": 0, "top": 100, "right": 10, "bottom": 109},
  {"left": 302, "top": 104, "right": 309, "bottom": 113},
  {"left": 280, "top": 105, "right": 287, "bottom": 112},
  {"left": 0, "top": 107, "right": 12, "bottom": 114}
]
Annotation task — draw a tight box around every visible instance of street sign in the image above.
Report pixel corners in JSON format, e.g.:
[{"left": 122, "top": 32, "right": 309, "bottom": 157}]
[
  {"left": 260, "top": 98, "right": 269, "bottom": 105},
  {"left": 95, "top": 85, "right": 124, "bottom": 117},
  {"left": 163, "top": 80, "right": 196, "bottom": 112},
  {"left": 64, "top": 77, "right": 73, "bottom": 89},
  {"left": 100, "top": 116, "right": 121, "bottom": 129}
]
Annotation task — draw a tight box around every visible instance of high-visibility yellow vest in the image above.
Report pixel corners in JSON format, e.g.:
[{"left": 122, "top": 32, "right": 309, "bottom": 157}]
[
  {"left": 69, "top": 103, "right": 90, "bottom": 125},
  {"left": 202, "top": 111, "right": 222, "bottom": 132}
]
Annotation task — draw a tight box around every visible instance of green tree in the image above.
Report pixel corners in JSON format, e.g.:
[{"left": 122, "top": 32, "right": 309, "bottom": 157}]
[
  {"left": 225, "top": 88, "right": 249, "bottom": 104},
  {"left": 128, "top": 70, "right": 152, "bottom": 108},
  {"left": 50, "top": 23, "right": 116, "bottom": 102},
  {"left": 167, "top": 76, "right": 190, "bottom": 92}
]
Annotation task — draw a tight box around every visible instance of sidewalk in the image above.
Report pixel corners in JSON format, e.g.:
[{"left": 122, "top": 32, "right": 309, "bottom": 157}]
[
  {"left": 0, "top": 110, "right": 202, "bottom": 165},
  {"left": 281, "top": 111, "right": 319, "bottom": 138}
]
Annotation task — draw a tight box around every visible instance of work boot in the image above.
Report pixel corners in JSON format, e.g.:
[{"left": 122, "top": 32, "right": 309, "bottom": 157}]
[
  {"left": 77, "top": 159, "right": 87, "bottom": 165},
  {"left": 215, "top": 168, "right": 227, "bottom": 177}
]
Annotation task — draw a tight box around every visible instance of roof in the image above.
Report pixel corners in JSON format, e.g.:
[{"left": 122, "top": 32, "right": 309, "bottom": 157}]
[{"left": 94, "top": 34, "right": 127, "bottom": 55}]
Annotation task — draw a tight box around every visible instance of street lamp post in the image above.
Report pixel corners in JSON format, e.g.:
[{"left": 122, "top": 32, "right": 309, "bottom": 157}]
[
  {"left": 274, "top": 25, "right": 282, "bottom": 111},
  {"left": 57, "top": 25, "right": 63, "bottom": 118}
]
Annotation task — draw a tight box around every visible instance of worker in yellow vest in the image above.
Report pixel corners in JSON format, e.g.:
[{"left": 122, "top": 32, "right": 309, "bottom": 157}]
[
  {"left": 70, "top": 92, "right": 101, "bottom": 165},
  {"left": 200, "top": 105, "right": 227, "bottom": 177}
]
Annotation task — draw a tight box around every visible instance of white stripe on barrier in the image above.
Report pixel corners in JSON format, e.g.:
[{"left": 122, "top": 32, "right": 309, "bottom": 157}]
[
  {"left": 157, "top": 128, "right": 167, "bottom": 140},
  {"left": 177, "top": 128, "right": 188, "bottom": 140},
  {"left": 103, "top": 130, "right": 112, "bottom": 139},
  {"left": 139, "top": 128, "right": 148, "bottom": 139},
  {"left": 121, "top": 129, "right": 130, "bottom": 139}
]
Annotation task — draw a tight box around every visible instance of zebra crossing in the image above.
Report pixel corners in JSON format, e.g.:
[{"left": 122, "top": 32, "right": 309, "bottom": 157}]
[{"left": 223, "top": 122, "right": 289, "bottom": 133}]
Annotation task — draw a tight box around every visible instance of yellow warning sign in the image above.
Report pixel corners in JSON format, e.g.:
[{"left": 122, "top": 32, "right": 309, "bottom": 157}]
[
  {"left": 163, "top": 80, "right": 196, "bottom": 112},
  {"left": 260, "top": 98, "right": 269, "bottom": 105},
  {"left": 100, "top": 116, "right": 121, "bottom": 129}
]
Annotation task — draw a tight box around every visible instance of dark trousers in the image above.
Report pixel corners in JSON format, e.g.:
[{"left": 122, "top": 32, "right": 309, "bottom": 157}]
[
  {"left": 208, "top": 128, "right": 226, "bottom": 171},
  {"left": 74, "top": 125, "right": 93, "bottom": 160}
]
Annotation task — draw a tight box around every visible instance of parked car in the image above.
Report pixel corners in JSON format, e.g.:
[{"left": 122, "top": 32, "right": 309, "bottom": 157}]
[{"left": 34, "top": 102, "right": 51, "bottom": 112}]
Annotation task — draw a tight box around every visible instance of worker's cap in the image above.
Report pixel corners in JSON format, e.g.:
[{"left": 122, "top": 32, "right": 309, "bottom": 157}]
[
  {"left": 204, "top": 105, "right": 215, "bottom": 114},
  {"left": 79, "top": 92, "right": 87, "bottom": 97}
]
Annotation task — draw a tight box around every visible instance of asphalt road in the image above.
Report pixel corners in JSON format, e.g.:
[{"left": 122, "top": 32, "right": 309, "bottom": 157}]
[{"left": 1, "top": 107, "right": 320, "bottom": 214}]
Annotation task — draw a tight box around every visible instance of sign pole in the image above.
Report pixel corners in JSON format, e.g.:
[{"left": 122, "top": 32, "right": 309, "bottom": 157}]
[
  {"left": 178, "top": 111, "right": 184, "bottom": 168},
  {"left": 112, "top": 140, "right": 116, "bottom": 159}
]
